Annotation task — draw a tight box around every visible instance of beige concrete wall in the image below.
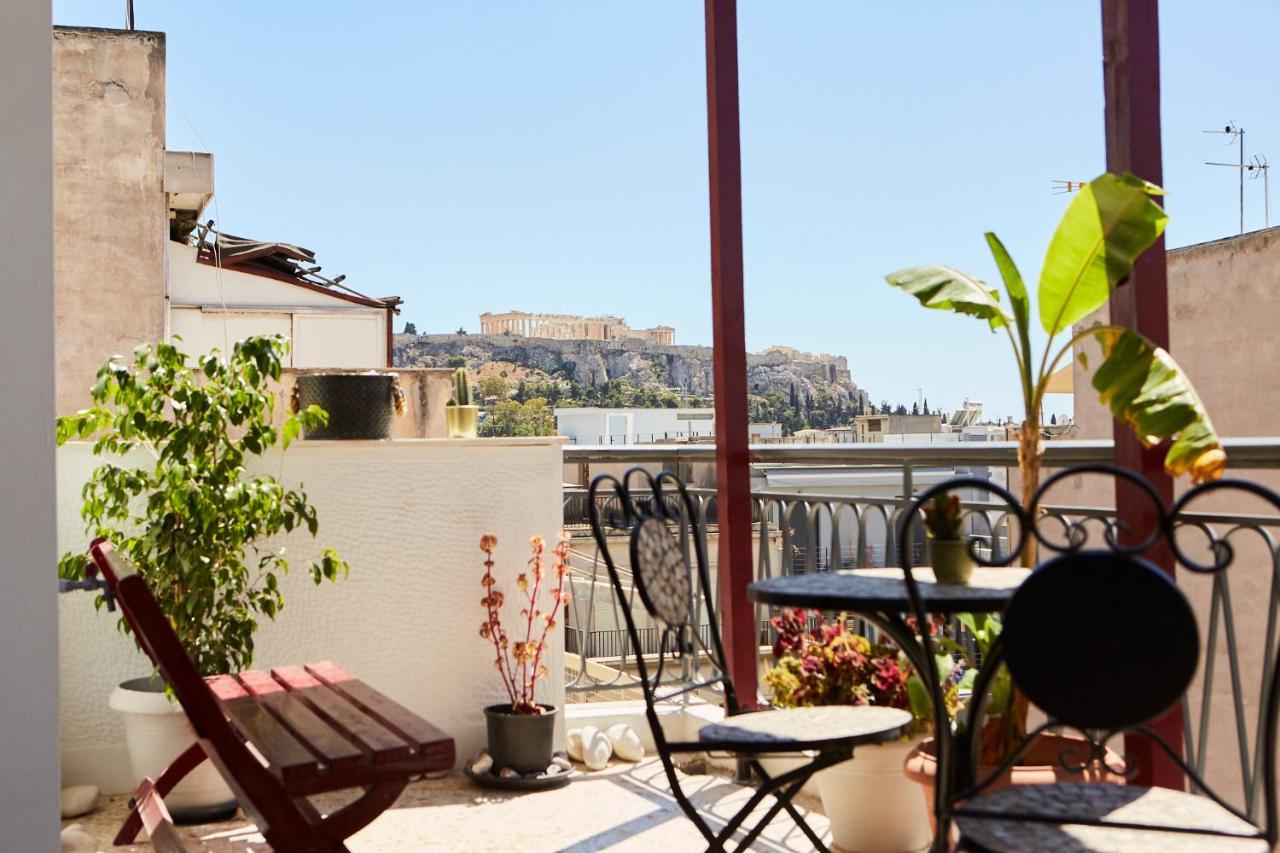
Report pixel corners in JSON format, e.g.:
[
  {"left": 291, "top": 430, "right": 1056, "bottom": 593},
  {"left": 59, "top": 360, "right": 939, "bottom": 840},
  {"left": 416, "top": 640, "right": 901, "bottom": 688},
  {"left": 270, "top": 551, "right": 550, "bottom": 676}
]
[
  {"left": 58, "top": 437, "right": 566, "bottom": 791},
  {"left": 1066, "top": 228, "right": 1280, "bottom": 807},
  {"left": 53, "top": 27, "right": 166, "bottom": 416}
]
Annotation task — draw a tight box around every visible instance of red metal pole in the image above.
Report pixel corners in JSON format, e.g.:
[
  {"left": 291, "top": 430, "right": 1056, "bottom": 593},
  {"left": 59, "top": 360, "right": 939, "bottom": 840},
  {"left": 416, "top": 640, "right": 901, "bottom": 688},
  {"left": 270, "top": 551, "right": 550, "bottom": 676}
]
[
  {"left": 1101, "top": 0, "right": 1185, "bottom": 790},
  {"left": 704, "top": 0, "right": 756, "bottom": 709}
]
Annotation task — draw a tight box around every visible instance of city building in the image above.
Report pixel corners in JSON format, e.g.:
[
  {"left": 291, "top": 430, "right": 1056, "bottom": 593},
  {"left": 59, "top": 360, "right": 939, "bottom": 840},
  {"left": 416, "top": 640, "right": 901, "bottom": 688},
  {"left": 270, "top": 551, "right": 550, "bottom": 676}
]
[
  {"left": 555, "top": 406, "right": 715, "bottom": 444},
  {"left": 479, "top": 310, "right": 675, "bottom": 344},
  {"left": 52, "top": 27, "right": 399, "bottom": 415}
]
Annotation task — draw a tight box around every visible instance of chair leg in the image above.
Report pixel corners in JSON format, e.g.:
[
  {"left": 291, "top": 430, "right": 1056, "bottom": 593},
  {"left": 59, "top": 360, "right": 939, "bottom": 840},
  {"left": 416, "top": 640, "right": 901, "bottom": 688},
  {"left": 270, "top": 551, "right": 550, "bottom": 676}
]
[
  {"left": 114, "top": 742, "right": 208, "bottom": 845},
  {"left": 316, "top": 780, "right": 408, "bottom": 844},
  {"left": 736, "top": 777, "right": 820, "bottom": 852},
  {"left": 746, "top": 758, "right": 834, "bottom": 852},
  {"left": 129, "top": 777, "right": 188, "bottom": 853}
]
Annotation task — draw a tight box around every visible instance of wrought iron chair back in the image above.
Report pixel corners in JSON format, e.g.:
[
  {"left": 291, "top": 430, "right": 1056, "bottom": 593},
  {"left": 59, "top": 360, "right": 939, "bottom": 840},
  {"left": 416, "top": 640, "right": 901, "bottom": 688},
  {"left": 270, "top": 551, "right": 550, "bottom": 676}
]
[
  {"left": 896, "top": 464, "right": 1280, "bottom": 848},
  {"left": 587, "top": 467, "right": 740, "bottom": 723}
]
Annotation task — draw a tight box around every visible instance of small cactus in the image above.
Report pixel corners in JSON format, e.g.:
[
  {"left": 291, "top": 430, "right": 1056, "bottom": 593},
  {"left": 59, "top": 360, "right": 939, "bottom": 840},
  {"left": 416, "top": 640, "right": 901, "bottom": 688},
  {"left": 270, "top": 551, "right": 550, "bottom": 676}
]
[{"left": 449, "top": 367, "right": 474, "bottom": 407}]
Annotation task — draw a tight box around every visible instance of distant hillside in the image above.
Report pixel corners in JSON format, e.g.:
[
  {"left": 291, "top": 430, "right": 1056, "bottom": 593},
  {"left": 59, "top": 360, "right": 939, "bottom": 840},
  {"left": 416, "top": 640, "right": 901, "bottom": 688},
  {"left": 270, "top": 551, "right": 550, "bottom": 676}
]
[{"left": 394, "top": 333, "right": 871, "bottom": 434}]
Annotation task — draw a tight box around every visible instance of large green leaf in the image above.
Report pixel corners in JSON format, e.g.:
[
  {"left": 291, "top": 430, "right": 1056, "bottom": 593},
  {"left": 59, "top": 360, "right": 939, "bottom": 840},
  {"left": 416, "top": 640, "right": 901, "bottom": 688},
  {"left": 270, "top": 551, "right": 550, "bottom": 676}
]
[
  {"left": 1088, "top": 327, "right": 1226, "bottom": 482},
  {"left": 885, "top": 265, "right": 1012, "bottom": 331},
  {"left": 985, "top": 233, "right": 1028, "bottom": 336},
  {"left": 1038, "top": 172, "right": 1168, "bottom": 336}
]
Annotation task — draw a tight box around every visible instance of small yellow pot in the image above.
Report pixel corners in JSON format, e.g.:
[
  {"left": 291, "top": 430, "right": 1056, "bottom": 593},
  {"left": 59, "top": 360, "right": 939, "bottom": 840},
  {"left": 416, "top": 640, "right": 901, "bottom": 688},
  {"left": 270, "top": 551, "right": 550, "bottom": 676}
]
[
  {"left": 446, "top": 404, "right": 479, "bottom": 439},
  {"left": 929, "top": 538, "right": 975, "bottom": 585}
]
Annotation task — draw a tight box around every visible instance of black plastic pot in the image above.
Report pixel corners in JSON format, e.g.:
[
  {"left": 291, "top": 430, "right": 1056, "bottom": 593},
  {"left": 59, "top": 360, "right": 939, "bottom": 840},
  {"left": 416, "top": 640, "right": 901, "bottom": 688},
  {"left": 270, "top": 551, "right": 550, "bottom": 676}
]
[
  {"left": 294, "top": 372, "right": 401, "bottom": 440},
  {"left": 484, "top": 704, "right": 558, "bottom": 774}
]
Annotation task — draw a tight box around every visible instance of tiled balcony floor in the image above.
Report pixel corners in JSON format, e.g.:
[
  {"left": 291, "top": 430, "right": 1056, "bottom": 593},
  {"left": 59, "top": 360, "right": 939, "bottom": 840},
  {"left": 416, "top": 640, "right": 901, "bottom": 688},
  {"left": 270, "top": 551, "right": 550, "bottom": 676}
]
[{"left": 64, "top": 758, "right": 832, "bottom": 851}]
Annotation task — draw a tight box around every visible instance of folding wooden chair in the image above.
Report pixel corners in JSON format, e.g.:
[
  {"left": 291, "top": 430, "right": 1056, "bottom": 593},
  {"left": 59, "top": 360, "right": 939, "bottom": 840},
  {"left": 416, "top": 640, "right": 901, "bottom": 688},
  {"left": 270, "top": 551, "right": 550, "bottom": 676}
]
[{"left": 86, "top": 539, "right": 455, "bottom": 852}]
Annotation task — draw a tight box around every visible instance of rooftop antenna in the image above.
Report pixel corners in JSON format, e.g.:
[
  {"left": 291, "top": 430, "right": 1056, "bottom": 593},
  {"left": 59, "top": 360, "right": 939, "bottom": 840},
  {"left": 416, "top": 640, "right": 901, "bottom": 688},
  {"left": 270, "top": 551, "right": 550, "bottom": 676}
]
[
  {"left": 1248, "top": 154, "right": 1270, "bottom": 228},
  {"left": 1051, "top": 180, "right": 1088, "bottom": 194},
  {"left": 124, "top": 0, "right": 135, "bottom": 30},
  {"left": 1205, "top": 122, "right": 1246, "bottom": 234}
]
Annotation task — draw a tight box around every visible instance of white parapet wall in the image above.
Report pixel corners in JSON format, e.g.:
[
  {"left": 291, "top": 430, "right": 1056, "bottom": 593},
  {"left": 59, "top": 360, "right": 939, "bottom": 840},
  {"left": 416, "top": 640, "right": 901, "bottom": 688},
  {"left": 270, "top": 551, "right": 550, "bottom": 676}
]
[{"left": 57, "top": 437, "right": 566, "bottom": 793}]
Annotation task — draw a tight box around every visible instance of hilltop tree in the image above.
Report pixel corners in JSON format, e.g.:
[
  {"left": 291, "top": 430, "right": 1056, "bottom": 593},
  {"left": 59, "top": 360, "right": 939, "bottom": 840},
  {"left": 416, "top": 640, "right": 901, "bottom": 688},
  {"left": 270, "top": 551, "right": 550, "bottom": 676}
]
[
  {"left": 923, "top": 397, "right": 930, "bottom": 415},
  {"left": 479, "top": 375, "right": 509, "bottom": 401},
  {"left": 403, "top": 322, "right": 417, "bottom": 335},
  {"left": 894, "top": 403, "right": 908, "bottom": 415},
  {"left": 911, "top": 402, "right": 920, "bottom": 416}
]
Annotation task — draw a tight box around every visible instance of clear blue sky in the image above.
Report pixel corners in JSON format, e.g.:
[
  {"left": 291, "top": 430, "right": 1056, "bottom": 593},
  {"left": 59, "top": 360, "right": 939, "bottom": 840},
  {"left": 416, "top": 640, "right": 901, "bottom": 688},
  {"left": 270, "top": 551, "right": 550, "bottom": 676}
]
[{"left": 55, "top": 2, "right": 1280, "bottom": 419}]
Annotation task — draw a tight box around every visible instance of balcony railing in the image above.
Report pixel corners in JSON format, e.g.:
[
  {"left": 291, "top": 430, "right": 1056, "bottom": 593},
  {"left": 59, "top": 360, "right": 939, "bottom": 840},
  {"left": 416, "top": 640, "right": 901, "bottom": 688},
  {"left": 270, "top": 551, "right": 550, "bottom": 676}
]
[{"left": 561, "top": 438, "right": 1280, "bottom": 814}]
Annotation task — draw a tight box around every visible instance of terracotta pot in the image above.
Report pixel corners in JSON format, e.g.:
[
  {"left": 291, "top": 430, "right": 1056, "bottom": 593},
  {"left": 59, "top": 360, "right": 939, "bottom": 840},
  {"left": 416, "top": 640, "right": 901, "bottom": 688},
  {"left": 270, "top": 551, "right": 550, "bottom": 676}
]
[{"left": 902, "top": 733, "right": 1126, "bottom": 835}]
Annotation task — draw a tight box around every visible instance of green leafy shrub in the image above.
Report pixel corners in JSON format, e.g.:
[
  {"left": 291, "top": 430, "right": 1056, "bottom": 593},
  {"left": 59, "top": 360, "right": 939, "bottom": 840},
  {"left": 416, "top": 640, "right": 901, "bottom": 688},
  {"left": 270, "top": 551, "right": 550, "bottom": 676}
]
[{"left": 56, "top": 336, "right": 348, "bottom": 676}]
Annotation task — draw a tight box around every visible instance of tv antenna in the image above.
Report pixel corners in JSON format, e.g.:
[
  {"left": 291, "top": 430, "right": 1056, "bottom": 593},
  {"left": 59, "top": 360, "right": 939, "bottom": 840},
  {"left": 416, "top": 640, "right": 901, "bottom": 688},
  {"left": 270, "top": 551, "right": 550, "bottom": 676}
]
[
  {"left": 1248, "top": 154, "right": 1270, "bottom": 228},
  {"left": 1205, "top": 123, "right": 1247, "bottom": 234},
  {"left": 1051, "top": 180, "right": 1088, "bottom": 195}
]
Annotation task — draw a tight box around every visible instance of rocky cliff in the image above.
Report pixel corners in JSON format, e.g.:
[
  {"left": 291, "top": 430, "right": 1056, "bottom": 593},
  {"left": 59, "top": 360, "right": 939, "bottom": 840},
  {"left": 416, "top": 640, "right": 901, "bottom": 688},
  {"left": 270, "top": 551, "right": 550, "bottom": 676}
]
[{"left": 394, "top": 333, "right": 870, "bottom": 414}]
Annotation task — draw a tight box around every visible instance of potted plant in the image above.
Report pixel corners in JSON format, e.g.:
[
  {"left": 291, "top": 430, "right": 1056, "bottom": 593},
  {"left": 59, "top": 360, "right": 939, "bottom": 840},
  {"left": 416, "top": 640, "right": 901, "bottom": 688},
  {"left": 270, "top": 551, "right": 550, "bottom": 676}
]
[
  {"left": 901, "top": 614, "right": 1124, "bottom": 833},
  {"left": 446, "top": 367, "right": 479, "bottom": 438},
  {"left": 922, "top": 493, "right": 972, "bottom": 585},
  {"left": 886, "top": 171, "right": 1224, "bottom": 763},
  {"left": 763, "top": 609, "right": 933, "bottom": 853},
  {"left": 477, "top": 532, "right": 571, "bottom": 775},
  {"left": 56, "top": 336, "right": 348, "bottom": 821}
]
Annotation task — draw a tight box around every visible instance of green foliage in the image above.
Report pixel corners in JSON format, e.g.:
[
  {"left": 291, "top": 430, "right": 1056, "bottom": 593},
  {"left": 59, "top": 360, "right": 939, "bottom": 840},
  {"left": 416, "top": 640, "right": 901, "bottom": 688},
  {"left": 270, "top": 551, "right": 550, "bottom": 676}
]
[
  {"left": 55, "top": 336, "right": 348, "bottom": 677},
  {"left": 1090, "top": 327, "right": 1224, "bottom": 481},
  {"left": 886, "top": 171, "right": 1223, "bottom": 484},
  {"left": 480, "top": 398, "right": 555, "bottom": 437},
  {"left": 478, "top": 375, "right": 509, "bottom": 401}
]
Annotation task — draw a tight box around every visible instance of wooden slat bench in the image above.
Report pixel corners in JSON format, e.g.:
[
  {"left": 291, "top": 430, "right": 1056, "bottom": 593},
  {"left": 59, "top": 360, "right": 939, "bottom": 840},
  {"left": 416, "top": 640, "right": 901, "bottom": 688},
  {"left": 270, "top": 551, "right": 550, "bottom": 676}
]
[{"left": 88, "top": 540, "right": 455, "bottom": 852}]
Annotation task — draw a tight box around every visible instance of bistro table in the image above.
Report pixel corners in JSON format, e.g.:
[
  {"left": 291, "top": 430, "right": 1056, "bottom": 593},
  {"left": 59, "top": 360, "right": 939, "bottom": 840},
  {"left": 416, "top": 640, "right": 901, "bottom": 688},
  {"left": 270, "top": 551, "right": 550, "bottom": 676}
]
[
  {"left": 749, "top": 566, "right": 1029, "bottom": 616},
  {"left": 749, "top": 564, "right": 1032, "bottom": 837},
  {"left": 749, "top": 566, "right": 1030, "bottom": 705}
]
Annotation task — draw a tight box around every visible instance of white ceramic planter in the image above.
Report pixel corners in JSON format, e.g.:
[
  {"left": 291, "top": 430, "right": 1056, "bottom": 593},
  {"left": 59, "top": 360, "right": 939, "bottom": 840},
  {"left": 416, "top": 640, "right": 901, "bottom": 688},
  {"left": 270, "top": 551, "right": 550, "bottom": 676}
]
[
  {"left": 108, "top": 677, "right": 238, "bottom": 821},
  {"left": 816, "top": 738, "right": 930, "bottom": 853}
]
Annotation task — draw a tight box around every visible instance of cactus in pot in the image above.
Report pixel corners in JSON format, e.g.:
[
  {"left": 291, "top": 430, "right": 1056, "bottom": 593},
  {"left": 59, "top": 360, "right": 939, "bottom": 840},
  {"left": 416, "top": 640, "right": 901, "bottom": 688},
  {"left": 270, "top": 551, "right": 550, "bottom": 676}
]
[{"left": 446, "top": 367, "right": 479, "bottom": 438}]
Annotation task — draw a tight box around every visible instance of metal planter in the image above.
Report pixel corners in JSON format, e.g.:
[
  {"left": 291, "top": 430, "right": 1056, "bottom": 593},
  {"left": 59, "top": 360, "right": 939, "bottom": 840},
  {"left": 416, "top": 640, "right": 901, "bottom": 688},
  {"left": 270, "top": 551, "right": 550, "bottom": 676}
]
[{"left": 294, "top": 372, "right": 403, "bottom": 440}]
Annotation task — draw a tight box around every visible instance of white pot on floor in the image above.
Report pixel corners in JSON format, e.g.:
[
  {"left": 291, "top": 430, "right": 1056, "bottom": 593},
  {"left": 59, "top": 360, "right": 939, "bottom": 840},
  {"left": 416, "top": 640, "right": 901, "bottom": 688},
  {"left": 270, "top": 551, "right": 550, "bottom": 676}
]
[
  {"left": 109, "top": 677, "right": 238, "bottom": 822},
  {"left": 816, "top": 738, "right": 929, "bottom": 853}
]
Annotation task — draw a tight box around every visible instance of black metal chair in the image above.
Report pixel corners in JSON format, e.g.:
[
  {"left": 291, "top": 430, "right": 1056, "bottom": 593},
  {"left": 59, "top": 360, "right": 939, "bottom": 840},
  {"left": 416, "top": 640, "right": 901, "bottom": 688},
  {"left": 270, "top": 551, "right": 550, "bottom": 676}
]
[
  {"left": 897, "top": 465, "right": 1280, "bottom": 852},
  {"left": 588, "top": 468, "right": 913, "bottom": 852}
]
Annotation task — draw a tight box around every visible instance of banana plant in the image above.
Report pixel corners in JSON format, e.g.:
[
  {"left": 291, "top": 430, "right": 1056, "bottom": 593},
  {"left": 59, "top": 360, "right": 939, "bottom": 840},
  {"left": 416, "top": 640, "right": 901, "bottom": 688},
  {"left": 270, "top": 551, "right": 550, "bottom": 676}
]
[
  {"left": 888, "top": 171, "right": 1224, "bottom": 553},
  {"left": 888, "top": 171, "right": 1225, "bottom": 762}
]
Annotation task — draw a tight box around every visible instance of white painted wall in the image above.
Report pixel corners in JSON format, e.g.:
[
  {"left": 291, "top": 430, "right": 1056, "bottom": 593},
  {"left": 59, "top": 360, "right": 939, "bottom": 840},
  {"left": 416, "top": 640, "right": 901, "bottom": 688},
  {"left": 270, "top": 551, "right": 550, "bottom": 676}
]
[
  {"left": 0, "top": 0, "right": 60, "bottom": 847},
  {"left": 167, "top": 241, "right": 386, "bottom": 367},
  {"left": 555, "top": 407, "right": 716, "bottom": 444},
  {"left": 57, "top": 438, "right": 565, "bottom": 793}
]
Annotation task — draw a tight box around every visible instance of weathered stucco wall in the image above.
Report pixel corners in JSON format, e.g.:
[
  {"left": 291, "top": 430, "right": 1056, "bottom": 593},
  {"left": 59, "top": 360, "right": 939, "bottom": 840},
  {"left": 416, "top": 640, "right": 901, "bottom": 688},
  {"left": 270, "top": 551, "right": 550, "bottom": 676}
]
[
  {"left": 1066, "top": 227, "right": 1280, "bottom": 807},
  {"left": 53, "top": 27, "right": 166, "bottom": 416},
  {"left": 58, "top": 438, "right": 565, "bottom": 793}
]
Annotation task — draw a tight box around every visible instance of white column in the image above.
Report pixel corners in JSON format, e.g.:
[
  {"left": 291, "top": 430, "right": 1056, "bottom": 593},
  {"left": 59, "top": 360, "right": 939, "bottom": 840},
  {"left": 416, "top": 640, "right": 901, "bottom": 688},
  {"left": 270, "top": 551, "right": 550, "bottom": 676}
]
[{"left": 0, "top": 0, "right": 59, "bottom": 848}]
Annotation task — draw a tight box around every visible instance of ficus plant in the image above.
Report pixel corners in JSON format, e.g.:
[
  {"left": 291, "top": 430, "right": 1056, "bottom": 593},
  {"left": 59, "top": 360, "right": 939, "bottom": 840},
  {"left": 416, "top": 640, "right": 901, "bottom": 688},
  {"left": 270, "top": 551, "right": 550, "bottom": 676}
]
[
  {"left": 888, "top": 171, "right": 1225, "bottom": 762},
  {"left": 56, "top": 335, "right": 348, "bottom": 677}
]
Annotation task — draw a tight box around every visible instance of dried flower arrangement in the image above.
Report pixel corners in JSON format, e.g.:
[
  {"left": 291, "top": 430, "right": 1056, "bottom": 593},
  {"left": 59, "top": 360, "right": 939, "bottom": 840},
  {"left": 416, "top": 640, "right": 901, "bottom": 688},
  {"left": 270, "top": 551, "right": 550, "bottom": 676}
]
[{"left": 479, "top": 533, "right": 572, "bottom": 715}]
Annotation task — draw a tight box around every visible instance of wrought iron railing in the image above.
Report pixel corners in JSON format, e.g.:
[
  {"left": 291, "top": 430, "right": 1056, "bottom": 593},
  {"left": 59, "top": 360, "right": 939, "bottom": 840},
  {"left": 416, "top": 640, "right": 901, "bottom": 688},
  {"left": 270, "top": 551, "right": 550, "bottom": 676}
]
[{"left": 560, "top": 439, "right": 1280, "bottom": 811}]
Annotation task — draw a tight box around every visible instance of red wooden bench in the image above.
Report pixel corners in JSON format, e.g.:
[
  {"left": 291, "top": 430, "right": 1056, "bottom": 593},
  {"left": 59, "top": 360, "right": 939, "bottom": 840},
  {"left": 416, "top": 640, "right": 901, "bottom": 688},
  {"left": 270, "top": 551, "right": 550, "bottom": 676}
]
[{"left": 87, "top": 540, "right": 455, "bottom": 852}]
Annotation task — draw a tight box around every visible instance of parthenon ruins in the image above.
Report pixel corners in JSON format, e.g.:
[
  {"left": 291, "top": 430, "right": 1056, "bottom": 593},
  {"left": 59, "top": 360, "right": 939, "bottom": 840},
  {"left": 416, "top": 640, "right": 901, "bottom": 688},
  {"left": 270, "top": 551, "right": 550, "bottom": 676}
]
[{"left": 479, "top": 311, "right": 675, "bottom": 345}]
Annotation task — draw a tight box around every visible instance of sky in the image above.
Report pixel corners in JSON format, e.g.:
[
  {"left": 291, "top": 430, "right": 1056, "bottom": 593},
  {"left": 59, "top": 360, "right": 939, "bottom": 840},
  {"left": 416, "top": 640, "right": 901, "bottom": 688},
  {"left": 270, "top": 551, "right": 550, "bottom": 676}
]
[{"left": 55, "top": 1, "right": 1280, "bottom": 420}]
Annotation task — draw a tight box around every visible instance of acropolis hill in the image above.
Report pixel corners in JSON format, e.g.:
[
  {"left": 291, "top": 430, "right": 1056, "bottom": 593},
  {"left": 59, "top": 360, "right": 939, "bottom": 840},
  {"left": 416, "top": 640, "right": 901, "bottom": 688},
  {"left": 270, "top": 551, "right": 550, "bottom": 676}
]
[{"left": 394, "top": 331, "right": 869, "bottom": 413}]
